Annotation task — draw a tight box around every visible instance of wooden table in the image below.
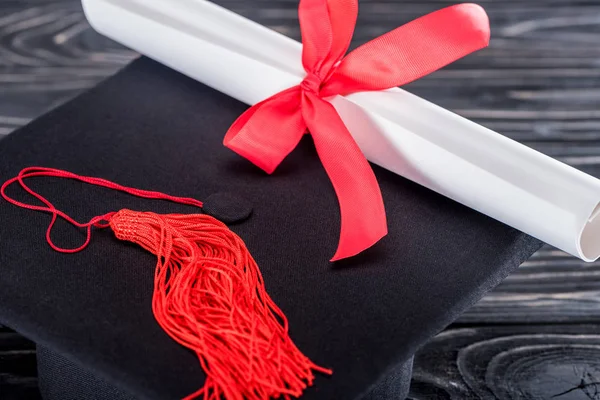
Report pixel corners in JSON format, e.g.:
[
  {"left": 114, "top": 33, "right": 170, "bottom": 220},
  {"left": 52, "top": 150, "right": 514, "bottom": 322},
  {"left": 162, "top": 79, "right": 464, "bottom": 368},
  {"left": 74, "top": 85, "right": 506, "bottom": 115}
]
[{"left": 1, "top": 0, "right": 600, "bottom": 398}]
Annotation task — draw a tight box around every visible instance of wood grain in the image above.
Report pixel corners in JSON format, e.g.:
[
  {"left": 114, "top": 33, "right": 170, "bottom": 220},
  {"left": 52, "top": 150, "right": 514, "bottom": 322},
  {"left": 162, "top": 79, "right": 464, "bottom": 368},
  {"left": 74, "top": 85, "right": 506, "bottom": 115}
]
[
  {"left": 0, "top": 0, "right": 135, "bottom": 137},
  {"left": 1, "top": 0, "right": 600, "bottom": 399},
  {"left": 410, "top": 326, "right": 600, "bottom": 399},
  {"left": 0, "top": 326, "right": 40, "bottom": 400}
]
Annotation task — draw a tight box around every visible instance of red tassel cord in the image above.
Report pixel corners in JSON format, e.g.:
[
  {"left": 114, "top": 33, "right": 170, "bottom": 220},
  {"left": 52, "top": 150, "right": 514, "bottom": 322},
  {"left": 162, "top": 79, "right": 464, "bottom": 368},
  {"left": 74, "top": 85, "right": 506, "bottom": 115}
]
[{"left": 1, "top": 167, "right": 331, "bottom": 400}]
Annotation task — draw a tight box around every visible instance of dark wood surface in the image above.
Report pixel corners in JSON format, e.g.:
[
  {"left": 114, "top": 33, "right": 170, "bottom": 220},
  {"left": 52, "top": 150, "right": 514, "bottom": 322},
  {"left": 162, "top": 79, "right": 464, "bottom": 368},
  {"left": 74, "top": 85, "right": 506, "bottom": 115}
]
[{"left": 1, "top": 0, "right": 600, "bottom": 399}]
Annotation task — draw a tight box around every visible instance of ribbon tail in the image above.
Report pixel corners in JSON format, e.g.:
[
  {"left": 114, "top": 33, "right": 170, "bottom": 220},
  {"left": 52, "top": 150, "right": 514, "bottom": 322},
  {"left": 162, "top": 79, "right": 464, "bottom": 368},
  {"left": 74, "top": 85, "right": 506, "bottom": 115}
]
[
  {"left": 224, "top": 87, "right": 306, "bottom": 174},
  {"left": 321, "top": 3, "right": 490, "bottom": 96},
  {"left": 302, "top": 93, "right": 387, "bottom": 261}
]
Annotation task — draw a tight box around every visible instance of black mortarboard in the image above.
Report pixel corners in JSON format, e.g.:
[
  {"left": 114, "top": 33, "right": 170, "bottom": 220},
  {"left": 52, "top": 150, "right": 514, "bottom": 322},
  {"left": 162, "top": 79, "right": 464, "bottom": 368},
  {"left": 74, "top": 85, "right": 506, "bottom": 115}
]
[{"left": 0, "top": 58, "right": 541, "bottom": 399}]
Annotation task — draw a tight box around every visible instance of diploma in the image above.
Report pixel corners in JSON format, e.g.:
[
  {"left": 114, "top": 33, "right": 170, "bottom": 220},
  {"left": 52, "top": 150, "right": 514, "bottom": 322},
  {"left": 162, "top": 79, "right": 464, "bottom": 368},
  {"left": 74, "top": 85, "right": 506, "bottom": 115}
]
[{"left": 82, "top": 0, "right": 600, "bottom": 262}]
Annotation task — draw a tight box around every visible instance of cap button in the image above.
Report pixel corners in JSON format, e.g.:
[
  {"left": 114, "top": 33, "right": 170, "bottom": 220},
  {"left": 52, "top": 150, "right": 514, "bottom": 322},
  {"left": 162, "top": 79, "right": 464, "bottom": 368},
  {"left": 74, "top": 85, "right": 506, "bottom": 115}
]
[{"left": 203, "top": 192, "right": 253, "bottom": 224}]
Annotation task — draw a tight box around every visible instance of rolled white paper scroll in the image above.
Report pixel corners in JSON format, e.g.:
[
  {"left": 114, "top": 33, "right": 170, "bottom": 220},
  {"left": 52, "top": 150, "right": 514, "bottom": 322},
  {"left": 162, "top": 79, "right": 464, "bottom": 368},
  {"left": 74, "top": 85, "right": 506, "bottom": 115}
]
[{"left": 82, "top": 0, "right": 600, "bottom": 262}]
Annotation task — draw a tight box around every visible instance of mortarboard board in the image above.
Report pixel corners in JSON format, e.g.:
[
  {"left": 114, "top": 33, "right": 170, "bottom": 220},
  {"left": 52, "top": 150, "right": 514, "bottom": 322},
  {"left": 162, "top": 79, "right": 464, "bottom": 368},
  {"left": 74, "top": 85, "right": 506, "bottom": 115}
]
[{"left": 0, "top": 57, "right": 542, "bottom": 399}]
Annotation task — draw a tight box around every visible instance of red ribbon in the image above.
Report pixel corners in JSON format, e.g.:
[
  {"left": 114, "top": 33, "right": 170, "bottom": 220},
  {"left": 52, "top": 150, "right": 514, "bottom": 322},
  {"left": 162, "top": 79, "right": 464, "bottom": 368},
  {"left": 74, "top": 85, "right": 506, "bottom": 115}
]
[{"left": 224, "top": 1, "right": 490, "bottom": 261}]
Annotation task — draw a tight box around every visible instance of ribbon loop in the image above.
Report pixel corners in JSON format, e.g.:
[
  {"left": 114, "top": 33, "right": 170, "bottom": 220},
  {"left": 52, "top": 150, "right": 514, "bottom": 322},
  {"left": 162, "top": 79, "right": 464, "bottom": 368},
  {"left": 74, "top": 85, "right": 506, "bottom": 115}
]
[
  {"left": 321, "top": 3, "right": 491, "bottom": 97},
  {"left": 223, "top": 1, "right": 491, "bottom": 260},
  {"left": 224, "top": 87, "right": 306, "bottom": 174},
  {"left": 299, "top": 0, "right": 358, "bottom": 74}
]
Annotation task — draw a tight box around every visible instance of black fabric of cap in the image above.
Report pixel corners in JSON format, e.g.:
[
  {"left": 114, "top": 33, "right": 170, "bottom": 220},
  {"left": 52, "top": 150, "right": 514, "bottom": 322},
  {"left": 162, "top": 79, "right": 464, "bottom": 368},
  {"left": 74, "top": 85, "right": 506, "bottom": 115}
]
[{"left": 0, "top": 58, "right": 542, "bottom": 399}]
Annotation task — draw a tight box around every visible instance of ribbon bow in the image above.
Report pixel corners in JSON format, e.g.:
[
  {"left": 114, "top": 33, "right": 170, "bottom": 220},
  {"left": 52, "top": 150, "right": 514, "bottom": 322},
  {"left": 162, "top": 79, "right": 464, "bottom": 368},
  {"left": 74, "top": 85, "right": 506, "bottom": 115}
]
[{"left": 224, "top": 0, "right": 490, "bottom": 261}]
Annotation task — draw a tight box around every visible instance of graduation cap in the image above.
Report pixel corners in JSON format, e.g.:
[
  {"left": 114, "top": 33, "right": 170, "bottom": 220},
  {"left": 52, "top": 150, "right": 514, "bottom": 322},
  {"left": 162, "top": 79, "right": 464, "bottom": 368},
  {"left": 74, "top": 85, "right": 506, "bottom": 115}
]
[
  {"left": 0, "top": 56, "right": 541, "bottom": 400},
  {"left": 1, "top": 0, "right": 596, "bottom": 398}
]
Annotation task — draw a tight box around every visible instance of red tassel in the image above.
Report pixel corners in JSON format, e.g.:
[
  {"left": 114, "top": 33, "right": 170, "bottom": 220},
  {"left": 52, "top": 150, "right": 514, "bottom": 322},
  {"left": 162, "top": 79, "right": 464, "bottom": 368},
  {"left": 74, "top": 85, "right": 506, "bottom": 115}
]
[
  {"left": 110, "top": 209, "right": 330, "bottom": 399},
  {"left": 1, "top": 167, "right": 331, "bottom": 400}
]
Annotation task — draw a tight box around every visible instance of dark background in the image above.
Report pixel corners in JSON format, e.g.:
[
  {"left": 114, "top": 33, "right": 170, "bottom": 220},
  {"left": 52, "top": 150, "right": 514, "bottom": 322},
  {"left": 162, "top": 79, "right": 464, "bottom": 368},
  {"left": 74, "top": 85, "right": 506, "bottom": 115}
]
[{"left": 1, "top": 0, "right": 600, "bottom": 399}]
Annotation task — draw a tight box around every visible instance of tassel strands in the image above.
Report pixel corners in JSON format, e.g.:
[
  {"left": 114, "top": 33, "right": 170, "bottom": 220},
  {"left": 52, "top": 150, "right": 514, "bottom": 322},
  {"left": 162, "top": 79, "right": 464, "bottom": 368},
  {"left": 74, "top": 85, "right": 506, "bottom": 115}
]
[
  {"left": 110, "top": 209, "right": 331, "bottom": 399},
  {"left": 1, "top": 167, "right": 331, "bottom": 400}
]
